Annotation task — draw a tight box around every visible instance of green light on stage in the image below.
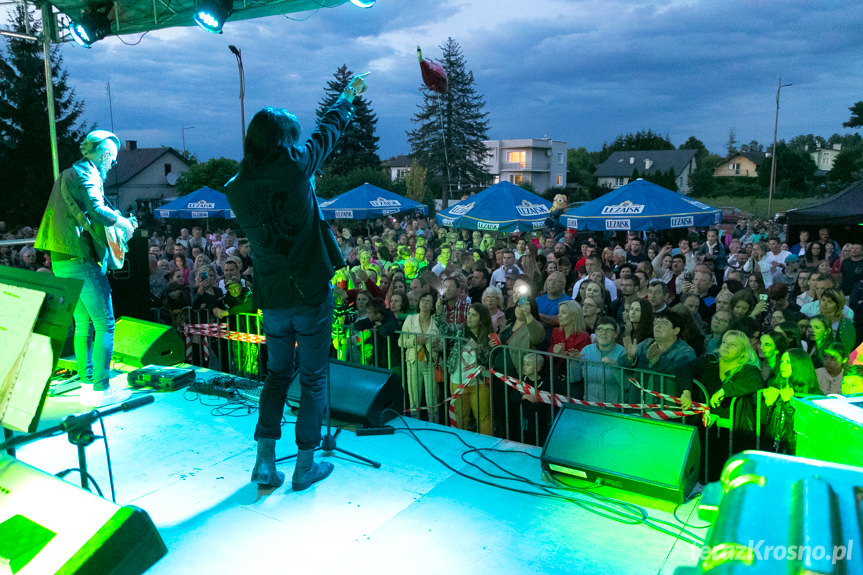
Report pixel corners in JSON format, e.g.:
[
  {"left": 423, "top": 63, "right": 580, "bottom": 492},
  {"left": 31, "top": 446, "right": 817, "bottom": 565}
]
[
  {"left": 236, "top": 312, "right": 260, "bottom": 376},
  {"left": 0, "top": 514, "right": 56, "bottom": 572},
  {"left": 67, "top": 7, "right": 112, "bottom": 48}
]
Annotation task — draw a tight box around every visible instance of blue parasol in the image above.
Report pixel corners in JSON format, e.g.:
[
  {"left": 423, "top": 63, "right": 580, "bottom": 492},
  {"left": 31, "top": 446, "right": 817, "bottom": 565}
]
[
  {"left": 154, "top": 186, "right": 236, "bottom": 219},
  {"left": 319, "top": 183, "right": 428, "bottom": 220},
  {"left": 435, "top": 181, "right": 552, "bottom": 233},
  {"left": 562, "top": 179, "right": 721, "bottom": 231}
]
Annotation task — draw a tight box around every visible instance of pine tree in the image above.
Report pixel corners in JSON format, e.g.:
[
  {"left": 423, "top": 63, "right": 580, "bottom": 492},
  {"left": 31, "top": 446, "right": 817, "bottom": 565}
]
[
  {"left": 314, "top": 64, "right": 380, "bottom": 176},
  {"left": 0, "top": 5, "right": 87, "bottom": 226},
  {"left": 407, "top": 38, "right": 490, "bottom": 208}
]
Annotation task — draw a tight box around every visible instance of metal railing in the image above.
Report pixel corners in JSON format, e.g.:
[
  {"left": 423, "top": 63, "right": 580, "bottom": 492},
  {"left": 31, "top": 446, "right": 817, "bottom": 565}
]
[{"left": 173, "top": 311, "right": 764, "bottom": 482}]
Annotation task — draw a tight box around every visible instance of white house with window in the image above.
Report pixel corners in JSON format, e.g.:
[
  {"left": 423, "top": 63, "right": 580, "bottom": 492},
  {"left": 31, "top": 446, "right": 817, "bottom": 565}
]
[
  {"left": 382, "top": 154, "right": 412, "bottom": 181},
  {"left": 104, "top": 141, "right": 192, "bottom": 214},
  {"left": 482, "top": 138, "right": 567, "bottom": 193},
  {"left": 809, "top": 143, "right": 842, "bottom": 171}
]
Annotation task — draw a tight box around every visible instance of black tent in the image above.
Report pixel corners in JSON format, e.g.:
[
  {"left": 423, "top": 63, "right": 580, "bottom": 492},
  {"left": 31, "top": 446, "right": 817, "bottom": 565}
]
[
  {"left": 786, "top": 180, "right": 863, "bottom": 244},
  {"left": 786, "top": 179, "right": 863, "bottom": 227}
]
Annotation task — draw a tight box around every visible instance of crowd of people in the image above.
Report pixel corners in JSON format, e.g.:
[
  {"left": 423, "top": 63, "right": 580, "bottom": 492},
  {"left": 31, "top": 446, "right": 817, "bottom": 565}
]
[{"left": 3, "top": 212, "right": 863, "bottom": 470}]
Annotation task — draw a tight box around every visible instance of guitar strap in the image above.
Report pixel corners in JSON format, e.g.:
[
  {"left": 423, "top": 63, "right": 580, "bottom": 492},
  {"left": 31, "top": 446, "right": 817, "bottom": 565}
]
[{"left": 56, "top": 165, "right": 112, "bottom": 263}]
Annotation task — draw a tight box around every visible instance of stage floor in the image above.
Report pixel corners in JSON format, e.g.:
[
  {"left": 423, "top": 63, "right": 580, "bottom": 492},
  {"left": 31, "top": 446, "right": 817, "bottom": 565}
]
[{"left": 15, "top": 370, "right": 709, "bottom": 575}]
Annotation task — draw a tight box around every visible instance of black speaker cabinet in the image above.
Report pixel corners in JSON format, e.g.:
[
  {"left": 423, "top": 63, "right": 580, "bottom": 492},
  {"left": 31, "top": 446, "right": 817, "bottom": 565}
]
[
  {"left": 112, "top": 316, "right": 185, "bottom": 368},
  {"left": 286, "top": 360, "right": 402, "bottom": 427},
  {"left": 541, "top": 405, "right": 700, "bottom": 504},
  {"left": 107, "top": 235, "right": 151, "bottom": 320}
]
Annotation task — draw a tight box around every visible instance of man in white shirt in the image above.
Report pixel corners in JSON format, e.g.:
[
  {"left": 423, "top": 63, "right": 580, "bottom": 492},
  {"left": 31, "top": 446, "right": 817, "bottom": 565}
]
[
  {"left": 765, "top": 236, "right": 791, "bottom": 284},
  {"left": 431, "top": 246, "right": 452, "bottom": 276},
  {"left": 218, "top": 257, "right": 250, "bottom": 295},
  {"left": 489, "top": 248, "right": 523, "bottom": 289},
  {"left": 571, "top": 253, "right": 618, "bottom": 301}
]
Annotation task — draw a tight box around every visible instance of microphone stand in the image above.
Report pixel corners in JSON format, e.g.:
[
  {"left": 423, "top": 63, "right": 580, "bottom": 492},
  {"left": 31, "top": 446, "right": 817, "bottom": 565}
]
[{"left": 1, "top": 395, "right": 155, "bottom": 491}]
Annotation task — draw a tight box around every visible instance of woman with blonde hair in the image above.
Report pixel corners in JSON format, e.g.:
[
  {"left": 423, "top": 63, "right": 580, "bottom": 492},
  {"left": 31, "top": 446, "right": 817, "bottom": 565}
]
[
  {"left": 548, "top": 300, "right": 590, "bottom": 379},
  {"left": 691, "top": 329, "right": 764, "bottom": 475}
]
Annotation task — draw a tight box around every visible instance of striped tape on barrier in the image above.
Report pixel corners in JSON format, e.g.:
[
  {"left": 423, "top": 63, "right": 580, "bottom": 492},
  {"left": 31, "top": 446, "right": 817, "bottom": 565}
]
[{"left": 488, "top": 369, "right": 710, "bottom": 426}]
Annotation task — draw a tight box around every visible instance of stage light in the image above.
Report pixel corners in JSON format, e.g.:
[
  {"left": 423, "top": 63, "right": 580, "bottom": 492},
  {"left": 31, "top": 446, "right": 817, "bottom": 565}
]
[
  {"left": 194, "top": 0, "right": 233, "bottom": 33},
  {"left": 68, "top": 7, "right": 112, "bottom": 48},
  {"left": 349, "top": 0, "right": 376, "bottom": 7}
]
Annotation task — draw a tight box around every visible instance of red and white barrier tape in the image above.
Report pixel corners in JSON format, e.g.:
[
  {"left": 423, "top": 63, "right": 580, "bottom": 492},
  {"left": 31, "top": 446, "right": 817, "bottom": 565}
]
[
  {"left": 447, "top": 367, "right": 482, "bottom": 428},
  {"left": 488, "top": 369, "right": 710, "bottom": 426}
]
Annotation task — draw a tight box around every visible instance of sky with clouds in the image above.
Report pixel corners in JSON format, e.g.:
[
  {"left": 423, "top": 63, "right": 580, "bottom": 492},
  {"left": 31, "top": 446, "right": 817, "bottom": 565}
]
[{"left": 7, "top": 0, "right": 863, "bottom": 163}]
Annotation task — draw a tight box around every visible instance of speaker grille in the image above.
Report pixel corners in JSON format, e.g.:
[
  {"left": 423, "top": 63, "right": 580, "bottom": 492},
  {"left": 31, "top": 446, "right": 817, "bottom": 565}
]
[{"left": 541, "top": 405, "right": 700, "bottom": 503}]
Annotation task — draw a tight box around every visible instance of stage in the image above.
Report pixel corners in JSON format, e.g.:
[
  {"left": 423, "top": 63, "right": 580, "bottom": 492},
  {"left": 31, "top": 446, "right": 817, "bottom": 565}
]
[{"left": 14, "top": 369, "right": 709, "bottom": 575}]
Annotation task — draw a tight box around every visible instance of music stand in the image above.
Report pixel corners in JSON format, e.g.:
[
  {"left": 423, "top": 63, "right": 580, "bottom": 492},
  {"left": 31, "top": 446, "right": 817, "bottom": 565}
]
[{"left": 1, "top": 267, "right": 81, "bottom": 451}]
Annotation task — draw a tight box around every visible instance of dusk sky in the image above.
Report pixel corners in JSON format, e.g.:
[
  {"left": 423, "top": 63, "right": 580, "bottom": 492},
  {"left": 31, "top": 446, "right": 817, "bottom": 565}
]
[{"left": 8, "top": 0, "right": 863, "bottom": 163}]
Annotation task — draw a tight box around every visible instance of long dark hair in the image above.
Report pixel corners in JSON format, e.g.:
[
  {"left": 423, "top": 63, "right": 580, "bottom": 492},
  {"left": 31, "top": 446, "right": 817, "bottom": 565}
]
[
  {"left": 466, "top": 303, "right": 493, "bottom": 345},
  {"left": 774, "top": 349, "right": 820, "bottom": 394},
  {"left": 630, "top": 299, "right": 654, "bottom": 343},
  {"left": 242, "top": 107, "right": 301, "bottom": 167}
]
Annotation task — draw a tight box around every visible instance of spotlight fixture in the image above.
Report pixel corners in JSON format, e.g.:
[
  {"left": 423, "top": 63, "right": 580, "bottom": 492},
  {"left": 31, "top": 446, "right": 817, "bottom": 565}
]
[
  {"left": 68, "top": 6, "right": 113, "bottom": 48},
  {"left": 194, "top": 0, "right": 233, "bottom": 33},
  {"left": 349, "top": 0, "right": 376, "bottom": 7}
]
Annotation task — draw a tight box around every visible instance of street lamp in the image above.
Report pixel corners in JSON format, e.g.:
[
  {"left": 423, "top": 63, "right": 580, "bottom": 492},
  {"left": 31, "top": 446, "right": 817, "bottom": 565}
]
[
  {"left": 228, "top": 45, "right": 246, "bottom": 146},
  {"left": 767, "top": 77, "right": 792, "bottom": 219}
]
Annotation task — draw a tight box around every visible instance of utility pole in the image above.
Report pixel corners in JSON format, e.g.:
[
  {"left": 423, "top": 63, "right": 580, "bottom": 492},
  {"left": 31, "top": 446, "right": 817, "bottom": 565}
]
[{"left": 767, "top": 77, "right": 792, "bottom": 219}]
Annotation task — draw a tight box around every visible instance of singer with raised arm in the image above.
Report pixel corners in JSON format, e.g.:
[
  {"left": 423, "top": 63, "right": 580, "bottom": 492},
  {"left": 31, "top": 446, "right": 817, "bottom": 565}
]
[
  {"left": 225, "top": 73, "right": 369, "bottom": 491},
  {"left": 35, "top": 130, "right": 137, "bottom": 407}
]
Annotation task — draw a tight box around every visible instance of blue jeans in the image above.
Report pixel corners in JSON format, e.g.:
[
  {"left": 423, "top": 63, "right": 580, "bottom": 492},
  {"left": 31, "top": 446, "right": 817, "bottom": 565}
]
[
  {"left": 52, "top": 258, "right": 115, "bottom": 390},
  {"left": 255, "top": 291, "right": 333, "bottom": 450}
]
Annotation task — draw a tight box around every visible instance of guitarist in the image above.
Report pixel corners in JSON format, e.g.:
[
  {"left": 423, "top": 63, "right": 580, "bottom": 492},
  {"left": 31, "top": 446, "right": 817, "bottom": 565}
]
[{"left": 35, "top": 130, "right": 136, "bottom": 407}]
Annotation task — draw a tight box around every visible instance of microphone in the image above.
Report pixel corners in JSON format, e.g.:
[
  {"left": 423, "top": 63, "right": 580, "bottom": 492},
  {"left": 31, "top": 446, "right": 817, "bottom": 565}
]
[
  {"left": 61, "top": 394, "right": 156, "bottom": 433},
  {"left": 119, "top": 394, "right": 155, "bottom": 412}
]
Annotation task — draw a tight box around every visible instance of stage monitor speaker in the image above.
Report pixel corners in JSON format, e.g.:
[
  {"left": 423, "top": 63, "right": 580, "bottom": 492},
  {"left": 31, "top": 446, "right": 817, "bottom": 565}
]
[
  {"left": 541, "top": 405, "right": 700, "bottom": 504},
  {"left": 112, "top": 317, "right": 184, "bottom": 368},
  {"left": 286, "top": 360, "right": 402, "bottom": 427}
]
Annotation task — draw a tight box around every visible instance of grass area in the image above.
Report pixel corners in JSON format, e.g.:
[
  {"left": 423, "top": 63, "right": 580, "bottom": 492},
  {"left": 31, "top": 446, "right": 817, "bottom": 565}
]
[{"left": 688, "top": 195, "right": 828, "bottom": 220}]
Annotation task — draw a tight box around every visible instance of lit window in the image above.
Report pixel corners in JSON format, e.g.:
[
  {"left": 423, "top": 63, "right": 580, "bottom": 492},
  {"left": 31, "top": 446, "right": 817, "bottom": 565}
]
[
  {"left": 557, "top": 175, "right": 562, "bottom": 185},
  {"left": 507, "top": 151, "right": 526, "bottom": 167},
  {"left": 510, "top": 174, "right": 523, "bottom": 184}
]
